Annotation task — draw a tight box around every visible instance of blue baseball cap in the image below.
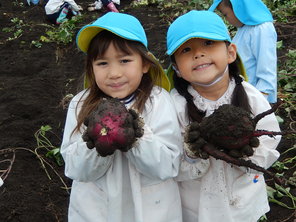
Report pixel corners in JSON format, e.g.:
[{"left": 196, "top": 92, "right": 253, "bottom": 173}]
[
  {"left": 208, "top": 0, "right": 273, "bottom": 25},
  {"left": 76, "top": 12, "right": 148, "bottom": 53},
  {"left": 166, "top": 10, "right": 231, "bottom": 55}
]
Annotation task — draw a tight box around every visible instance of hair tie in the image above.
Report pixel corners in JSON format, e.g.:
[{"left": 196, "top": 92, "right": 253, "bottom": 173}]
[{"left": 234, "top": 75, "right": 243, "bottom": 85}]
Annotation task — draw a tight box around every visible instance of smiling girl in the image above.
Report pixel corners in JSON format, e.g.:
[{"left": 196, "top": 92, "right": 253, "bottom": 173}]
[
  {"left": 60, "top": 12, "right": 183, "bottom": 222},
  {"left": 166, "top": 10, "right": 281, "bottom": 222}
]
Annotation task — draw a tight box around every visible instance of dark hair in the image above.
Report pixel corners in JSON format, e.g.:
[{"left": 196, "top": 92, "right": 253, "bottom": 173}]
[
  {"left": 221, "top": 0, "right": 233, "bottom": 9},
  {"left": 74, "top": 30, "right": 164, "bottom": 133},
  {"left": 171, "top": 42, "right": 251, "bottom": 123}
]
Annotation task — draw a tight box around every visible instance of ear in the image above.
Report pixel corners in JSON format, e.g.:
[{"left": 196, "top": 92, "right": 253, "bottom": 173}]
[
  {"left": 172, "top": 64, "right": 181, "bottom": 77},
  {"left": 227, "top": 43, "right": 237, "bottom": 64},
  {"left": 142, "top": 62, "right": 150, "bottom": 74}
]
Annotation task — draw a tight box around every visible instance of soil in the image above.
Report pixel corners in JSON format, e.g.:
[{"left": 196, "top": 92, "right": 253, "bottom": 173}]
[{"left": 0, "top": 1, "right": 295, "bottom": 221}]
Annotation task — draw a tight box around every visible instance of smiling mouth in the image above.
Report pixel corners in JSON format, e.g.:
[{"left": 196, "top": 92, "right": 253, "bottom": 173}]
[
  {"left": 193, "top": 63, "right": 211, "bottom": 70},
  {"left": 109, "top": 82, "right": 125, "bottom": 88}
]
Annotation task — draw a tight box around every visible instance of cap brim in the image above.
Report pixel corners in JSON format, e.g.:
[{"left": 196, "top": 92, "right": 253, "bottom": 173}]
[
  {"left": 166, "top": 64, "right": 175, "bottom": 90},
  {"left": 76, "top": 26, "right": 103, "bottom": 53},
  {"left": 77, "top": 25, "right": 144, "bottom": 53},
  {"left": 167, "top": 32, "right": 230, "bottom": 55}
]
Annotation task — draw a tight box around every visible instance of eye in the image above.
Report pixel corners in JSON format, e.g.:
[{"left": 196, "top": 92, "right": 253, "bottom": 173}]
[
  {"left": 204, "top": 40, "right": 214, "bottom": 46},
  {"left": 120, "top": 59, "right": 131, "bottom": 64},
  {"left": 95, "top": 61, "right": 107, "bottom": 66},
  {"left": 181, "top": 47, "right": 191, "bottom": 53}
]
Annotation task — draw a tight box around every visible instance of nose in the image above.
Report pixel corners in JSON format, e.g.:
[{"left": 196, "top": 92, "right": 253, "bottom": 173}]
[
  {"left": 194, "top": 49, "right": 205, "bottom": 59},
  {"left": 108, "top": 64, "right": 122, "bottom": 79}
]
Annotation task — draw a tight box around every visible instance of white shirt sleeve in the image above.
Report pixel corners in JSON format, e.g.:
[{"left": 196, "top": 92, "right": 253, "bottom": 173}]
[
  {"left": 243, "top": 82, "right": 281, "bottom": 169},
  {"left": 124, "top": 88, "right": 182, "bottom": 180},
  {"left": 60, "top": 90, "right": 114, "bottom": 182}
]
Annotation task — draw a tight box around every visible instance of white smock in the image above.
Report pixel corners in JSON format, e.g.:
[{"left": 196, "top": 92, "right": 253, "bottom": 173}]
[
  {"left": 233, "top": 22, "right": 277, "bottom": 103},
  {"left": 61, "top": 87, "right": 183, "bottom": 222},
  {"left": 45, "top": 0, "right": 80, "bottom": 15},
  {"left": 170, "top": 79, "right": 281, "bottom": 222}
]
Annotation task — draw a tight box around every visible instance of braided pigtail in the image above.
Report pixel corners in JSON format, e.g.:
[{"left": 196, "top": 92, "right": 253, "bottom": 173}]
[
  {"left": 229, "top": 59, "right": 252, "bottom": 113},
  {"left": 173, "top": 73, "right": 206, "bottom": 122}
]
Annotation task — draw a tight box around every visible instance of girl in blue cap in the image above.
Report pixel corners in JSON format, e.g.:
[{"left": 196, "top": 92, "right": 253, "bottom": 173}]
[
  {"left": 166, "top": 10, "right": 281, "bottom": 222},
  {"left": 209, "top": 0, "right": 278, "bottom": 104},
  {"left": 61, "top": 12, "right": 182, "bottom": 222}
]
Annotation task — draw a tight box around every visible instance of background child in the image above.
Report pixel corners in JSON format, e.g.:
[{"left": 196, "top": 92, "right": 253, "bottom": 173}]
[
  {"left": 87, "top": 0, "right": 119, "bottom": 12},
  {"left": 61, "top": 12, "right": 182, "bottom": 222},
  {"left": 209, "top": 0, "right": 278, "bottom": 103},
  {"left": 166, "top": 10, "right": 281, "bottom": 222},
  {"left": 45, "top": 0, "right": 82, "bottom": 25}
]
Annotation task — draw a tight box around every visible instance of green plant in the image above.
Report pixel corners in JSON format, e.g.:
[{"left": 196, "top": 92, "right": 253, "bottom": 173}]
[
  {"left": 278, "top": 49, "right": 296, "bottom": 112},
  {"left": 40, "top": 15, "right": 82, "bottom": 45},
  {"left": 258, "top": 214, "right": 268, "bottom": 222},
  {"left": 2, "top": 17, "right": 27, "bottom": 41},
  {"left": 34, "top": 125, "right": 64, "bottom": 166},
  {"left": 12, "top": 0, "right": 24, "bottom": 7},
  {"left": 271, "top": 145, "right": 296, "bottom": 204},
  {"left": 1, "top": 126, "right": 69, "bottom": 192},
  {"left": 267, "top": 183, "right": 296, "bottom": 209},
  {"left": 272, "top": 145, "right": 296, "bottom": 171},
  {"left": 31, "top": 40, "right": 42, "bottom": 48},
  {"left": 131, "top": 0, "right": 209, "bottom": 23},
  {"left": 264, "top": 0, "right": 296, "bottom": 22}
]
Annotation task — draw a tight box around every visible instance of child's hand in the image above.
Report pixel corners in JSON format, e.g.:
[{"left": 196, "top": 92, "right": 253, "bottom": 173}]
[
  {"left": 82, "top": 98, "right": 144, "bottom": 157},
  {"left": 184, "top": 122, "right": 209, "bottom": 159}
]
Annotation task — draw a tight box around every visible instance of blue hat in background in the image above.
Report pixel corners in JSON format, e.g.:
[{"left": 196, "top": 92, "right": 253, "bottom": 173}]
[
  {"left": 208, "top": 0, "right": 273, "bottom": 25},
  {"left": 76, "top": 12, "right": 148, "bottom": 53},
  {"left": 166, "top": 10, "right": 231, "bottom": 55}
]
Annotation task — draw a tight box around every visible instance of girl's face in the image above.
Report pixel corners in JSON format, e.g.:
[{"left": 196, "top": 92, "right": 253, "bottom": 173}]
[
  {"left": 174, "top": 38, "right": 236, "bottom": 90},
  {"left": 217, "top": 3, "right": 243, "bottom": 27},
  {"left": 92, "top": 42, "right": 150, "bottom": 99}
]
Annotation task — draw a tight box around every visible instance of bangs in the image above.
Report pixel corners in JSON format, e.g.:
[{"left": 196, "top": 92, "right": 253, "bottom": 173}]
[{"left": 87, "top": 30, "right": 144, "bottom": 61}]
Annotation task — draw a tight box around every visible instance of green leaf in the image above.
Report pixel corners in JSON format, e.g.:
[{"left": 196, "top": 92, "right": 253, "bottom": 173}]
[
  {"left": 41, "top": 125, "right": 52, "bottom": 132},
  {"left": 275, "top": 115, "right": 284, "bottom": 124}
]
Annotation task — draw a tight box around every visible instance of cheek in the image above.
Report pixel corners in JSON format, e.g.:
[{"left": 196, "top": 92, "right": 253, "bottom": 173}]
[
  {"left": 93, "top": 70, "right": 104, "bottom": 86},
  {"left": 175, "top": 56, "right": 188, "bottom": 70}
]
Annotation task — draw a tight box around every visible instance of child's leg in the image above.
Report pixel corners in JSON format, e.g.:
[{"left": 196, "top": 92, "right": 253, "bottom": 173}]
[
  {"left": 106, "top": 1, "right": 119, "bottom": 12},
  {"left": 47, "top": 12, "right": 60, "bottom": 24},
  {"left": 56, "top": 3, "right": 70, "bottom": 24},
  {"left": 101, "top": 0, "right": 110, "bottom": 6}
]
